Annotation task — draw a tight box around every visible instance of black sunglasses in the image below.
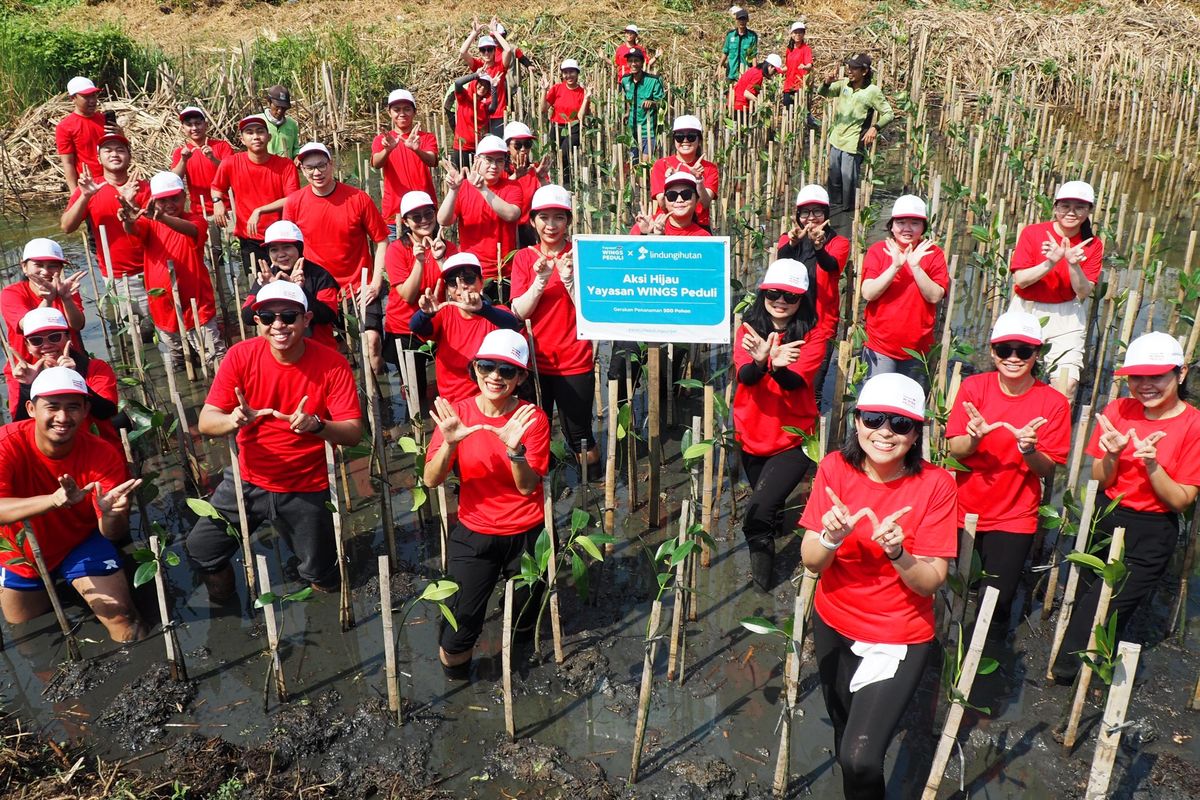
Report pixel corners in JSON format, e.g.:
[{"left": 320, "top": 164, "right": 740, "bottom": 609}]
[
  {"left": 993, "top": 343, "right": 1037, "bottom": 360},
  {"left": 673, "top": 133, "right": 700, "bottom": 143},
  {"left": 405, "top": 208, "right": 436, "bottom": 223},
  {"left": 665, "top": 188, "right": 695, "bottom": 202},
  {"left": 26, "top": 331, "right": 67, "bottom": 347},
  {"left": 475, "top": 359, "right": 520, "bottom": 380},
  {"left": 256, "top": 309, "right": 302, "bottom": 326},
  {"left": 763, "top": 288, "right": 801, "bottom": 304},
  {"left": 479, "top": 46, "right": 496, "bottom": 52},
  {"left": 511, "top": 140, "right": 534, "bottom": 151},
  {"left": 858, "top": 410, "right": 918, "bottom": 436}
]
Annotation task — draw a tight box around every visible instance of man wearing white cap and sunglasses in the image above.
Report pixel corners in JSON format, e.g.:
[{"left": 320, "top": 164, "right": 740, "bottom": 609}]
[
  {"left": 55, "top": 76, "right": 119, "bottom": 195},
  {"left": 0, "top": 367, "right": 145, "bottom": 643},
  {"left": 372, "top": 89, "right": 439, "bottom": 240}
]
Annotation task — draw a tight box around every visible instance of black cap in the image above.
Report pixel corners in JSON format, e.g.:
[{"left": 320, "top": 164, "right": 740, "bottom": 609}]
[
  {"left": 266, "top": 84, "right": 292, "bottom": 108},
  {"left": 624, "top": 49, "right": 645, "bottom": 61},
  {"left": 845, "top": 53, "right": 872, "bottom": 70}
]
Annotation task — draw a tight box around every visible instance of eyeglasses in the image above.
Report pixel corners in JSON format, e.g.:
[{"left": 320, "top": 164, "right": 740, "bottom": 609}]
[
  {"left": 405, "top": 208, "right": 436, "bottom": 224},
  {"left": 763, "top": 288, "right": 801, "bottom": 304},
  {"left": 256, "top": 309, "right": 303, "bottom": 326},
  {"left": 993, "top": 343, "right": 1037, "bottom": 360},
  {"left": 1054, "top": 202, "right": 1091, "bottom": 215},
  {"left": 858, "top": 410, "right": 918, "bottom": 436},
  {"left": 478, "top": 155, "right": 506, "bottom": 166},
  {"left": 475, "top": 359, "right": 520, "bottom": 380},
  {"left": 796, "top": 208, "right": 826, "bottom": 220},
  {"left": 510, "top": 140, "right": 534, "bottom": 151},
  {"left": 449, "top": 270, "right": 483, "bottom": 285},
  {"left": 665, "top": 189, "right": 695, "bottom": 202},
  {"left": 673, "top": 133, "right": 700, "bottom": 143},
  {"left": 301, "top": 161, "right": 332, "bottom": 173},
  {"left": 26, "top": 331, "right": 67, "bottom": 347}
]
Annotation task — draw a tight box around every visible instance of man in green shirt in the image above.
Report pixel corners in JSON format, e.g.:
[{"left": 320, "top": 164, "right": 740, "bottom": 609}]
[
  {"left": 817, "top": 53, "right": 893, "bottom": 213},
  {"left": 721, "top": 7, "right": 758, "bottom": 83},
  {"left": 263, "top": 84, "right": 300, "bottom": 159},
  {"left": 620, "top": 50, "right": 665, "bottom": 164}
]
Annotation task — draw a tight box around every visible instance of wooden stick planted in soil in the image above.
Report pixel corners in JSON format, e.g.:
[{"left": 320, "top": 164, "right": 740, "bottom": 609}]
[
  {"left": 543, "top": 496, "right": 564, "bottom": 664},
  {"left": 502, "top": 578, "right": 516, "bottom": 740},
  {"left": 773, "top": 569, "right": 818, "bottom": 799},
  {"left": 604, "top": 378, "right": 618, "bottom": 547},
  {"left": 436, "top": 484, "right": 450, "bottom": 573},
  {"left": 22, "top": 522, "right": 81, "bottom": 662},
  {"left": 150, "top": 535, "right": 186, "bottom": 681},
  {"left": 667, "top": 499, "right": 691, "bottom": 682},
  {"left": 378, "top": 555, "right": 401, "bottom": 724},
  {"left": 1084, "top": 641, "right": 1142, "bottom": 799},
  {"left": 701, "top": 384, "right": 715, "bottom": 567},
  {"left": 227, "top": 435, "right": 256, "bottom": 601},
  {"left": 647, "top": 346, "right": 662, "bottom": 527},
  {"left": 255, "top": 553, "right": 288, "bottom": 708},
  {"left": 946, "top": 513, "right": 979, "bottom": 642},
  {"left": 325, "top": 442, "right": 354, "bottom": 631},
  {"left": 1046, "top": 480, "right": 1099, "bottom": 679},
  {"left": 630, "top": 599, "right": 664, "bottom": 785}
]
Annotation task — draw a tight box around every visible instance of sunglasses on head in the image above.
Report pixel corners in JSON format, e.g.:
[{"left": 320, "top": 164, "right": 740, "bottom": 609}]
[
  {"left": 26, "top": 331, "right": 66, "bottom": 347},
  {"left": 763, "top": 288, "right": 801, "bottom": 304},
  {"left": 511, "top": 139, "right": 534, "bottom": 151},
  {"left": 673, "top": 133, "right": 700, "bottom": 143},
  {"left": 256, "top": 309, "right": 303, "bottom": 326},
  {"left": 475, "top": 359, "right": 520, "bottom": 380},
  {"left": 858, "top": 410, "right": 918, "bottom": 436},
  {"left": 993, "top": 342, "right": 1037, "bottom": 360},
  {"left": 665, "top": 188, "right": 695, "bottom": 202}
]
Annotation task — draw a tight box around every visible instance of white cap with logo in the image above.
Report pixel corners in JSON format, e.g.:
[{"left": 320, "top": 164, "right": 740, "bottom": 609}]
[
  {"left": 990, "top": 310, "right": 1044, "bottom": 345},
  {"left": 766, "top": 54, "right": 784, "bottom": 71},
  {"left": 150, "top": 171, "right": 185, "bottom": 199},
  {"left": 21, "top": 238, "right": 67, "bottom": 263},
  {"left": 1115, "top": 332, "right": 1185, "bottom": 376},
  {"left": 476, "top": 135, "right": 507, "bottom": 156},
  {"left": 400, "top": 191, "right": 436, "bottom": 217},
  {"left": 1054, "top": 180, "right": 1095, "bottom": 206},
  {"left": 759, "top": 259, "right": 808, "bottom": 294},
  {"left": 857, "top": 373, "right": 926, "bottom": 421},
  {"left": 531, "top": 184, "right": 572, "bottom": 213},
  {"left": 560, "top": 59, "right": 581, "bottom": 72},
  {"left": 791, "top": 19, "right": 808, "bottom": 32},
  {"left": 795, "top": 184, "right": 830, "bottom": 207},
  {"left": 624, "top": 24, "right": 639, "bottom": 33},
  {"left": 67, "top": 77, "right": 100, "bottom": 96},
  {"left": 263, "top": 220, "right": 304, "bottom": 245},
  {"left": 21, "top": 307, "right": 70, "bottom": 335},
  {"left": 891, "top": 194, "right": 928, "bottom": 220},
  {"left": 502, "top": 121, "right": 534, "bottom": 141},
  {"left": 672, "top": 114, "right": 703, "bottom": 133},
  {"left": 297, "top": 142, "right": 332, "bottom": 161},
  {"left": 31, "top": 366, "right": 88, "bottom": 400},
  {"left": 253, "top": 280, "right": 309, "bottom": 311},
  {"left": 663, "top": 168, "right": 700, "bottom": 189},
  {"left": 478, "top": 35, "right": 497, "bottom": 48},
  {"left": 475, "top": 329, "right": 529, "bottom": 369},
  {"left": 442, "top": 252, "right": 483, "bottom": 280},
  {"left": 178, "top": 105, "right": 206, "bottom": 120},
  {"left": 387, "top": 89, "right": 415, "bottom": 107}
]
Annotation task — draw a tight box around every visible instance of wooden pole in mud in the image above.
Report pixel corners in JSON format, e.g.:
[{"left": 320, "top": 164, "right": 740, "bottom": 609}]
[
  {"left": 647, "top": 346, "right": 662, "bottom": 527},
  {"left": 226, "top": 436, "right": 257, "bottom": 599},
  {"left": 1046, "top": 480, "right": 1099, "bottom": 680},
  {"left": 150, "top": 535, "right": 186, "bottom": 681},
  {"left": 624, "top": 360, "right": 638, "bottom": 512},
  {"left": 773, "top": 569, "right": 818, "bottom": 800},
  {"left": 1041, "top": 406, "right": 1094, "bottom": 614},
  {"left": 325, "top": 442, "right": 354, "bottom": 631},
  {"left": 630, "top": 599, "right": 664, "bottom": 785},
  {"left": 1084, "top": 641, "right": 1142, "bottom": 800},
  {"left": 502, "top": 578, "right": 516, "bottom": 741},
  {"left": 436, "top": 484, "right": 450, "bottom": 573},
  {"left": 542, "top": 496, "right": 565, "bottom": 664},
  {"left": 166, "top": 260, "right": 197, "bottom": 382},
  {"left": 255, "top": 553, "right": 288, "bottom": 707},
  {"left": 946, "top": 514, "right": 979, "bottom": 644},
  {"left": 667, "top": 499, "right": 690, "bottom": 682},
  {"left": 359, "top": 268, "right": 397, "bottom": 566},
  {"left": 701, "top": 385, "right": 715, "bottom": 567},
  {"left": 1191, "top": 669, "right": 1200, "bottom": 711},
  {"left": 22, "top": 522, "right": 81, "bottom": 662},
  {"left": 378, "top": 555, "right": 401, "bottom": 724},
  {"left": 78, "top": 231, "right": 114, "bottom": 358},
  {"left": 604, "top": 379, "right": 618, "bottom": 549},
  {"left": 921, "top": 586, "right": 999, "bottom": 800}
]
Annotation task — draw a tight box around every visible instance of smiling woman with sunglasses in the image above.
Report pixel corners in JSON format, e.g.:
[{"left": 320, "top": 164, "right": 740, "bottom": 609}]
[
  {"left": 945, "top": 310, "right": 1070, "bottom": 640},
  {"left": 800, "top": 373, "right": 956, "bottom": 800},
  {"left": 650, "top": 115, "right": 719, "bottom": 230},
  {"left": 425, "top": 329, "right": 551, "bottom": 680},
  {"left": 733, "top": 259, "right": 817, "bottom": 590}
]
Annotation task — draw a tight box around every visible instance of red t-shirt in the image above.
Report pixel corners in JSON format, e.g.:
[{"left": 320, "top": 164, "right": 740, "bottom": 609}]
[
  {"left": 507, "top": 169, "right": 542, "bottom": 227},
  {"left": 799, "top": 453, "right": 958, "bottom": 644},
  {"left": 628, "top": 220, "right": 712, "bottom": 237},
  {"left": 468, "top": 54, "right": 510, "bottom": 119},
  {"left": 204, "top": 337, "right": 361, "bottom": 493},
  {"left": 55, "top": 112, "right": 106, "bottom": 182},
  {"left": 784, "top": 44, "right": 813, "bottom": 92},
  {"left": 427, "top": 397, "right": 549, "bottom": 535},
  {"left": 0, "top": 419, "right": 127, "bottom": 578},
  {"left": 284, "top": 183, "right": 389, "bottom": 291},
  {"left": 945, "top": 372, "right": 1070, "bottom": 532},
  {"left": 3, "top": 357, "right": 119, "bottom": 447},
  {"left": 650, "top": 155, "right": 720, "bottom": 229},
  {"left": 861, "top": 239, "right": 949, "bottom": 360},
  {"left": 452, "top": 178, "right": 524, "bottom": 279},
  {"left": 68, "top": 180, "right": 151, "bottom": 278},
  {"left": 732, "top": 325, "right": 818, "bottom": 456},
  {"left": 775, "top": 232, "right": 852, "bottom": 383},
  {"left": 383, "top": 239, "right": 457, "bottom": 336},
  {"left": 453, "top": 85, "right": 492, "bottom": 150},
  {"left": 170, "top": 139, "right": 235, "bottom": 214},
  {"left": 1011, "top": 220, "right": 1105, "bottom": 304},
  {"left": 130, "top": 213, "right": 216, "bottom": 332},
  {"left": 510, "top": 244, "right": 593, "bottom": 376},
  {"left": 615, "top": 44, "right": 650, "bottom": 79},
  {"left": 210, "top": 152, "right": 300, "bottom": 241},
  {"left": 544, "top": 83, "right": 586, "bottom": 124},
  {"left": 733, "top": 67, "right": 766, "bottom": 111},
  {"left": 371, "top": 130, "right": 439, "bottom": 219},
  {"left": 426, "top": 305, "right": 515, "bottom": 402},
  {"left": 1, "top": 281, "right": 85, "bottom": 358},
  {"left": 1086, "top": 398, "right": 1200, "bottom": 513}
]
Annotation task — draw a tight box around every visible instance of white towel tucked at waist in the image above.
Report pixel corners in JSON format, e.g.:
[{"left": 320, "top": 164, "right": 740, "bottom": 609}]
[{"left": 849, "top": 641, "right": 909, "bottom": 693}]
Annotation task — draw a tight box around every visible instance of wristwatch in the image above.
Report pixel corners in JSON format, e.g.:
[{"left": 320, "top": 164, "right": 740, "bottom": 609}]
[
  {"left": 311, "top": 416, "right": 326, "bottom": 435},
  {"left": 507, "top": 443, "right": 527, "bottom": 463},
  {"left": 1017, "top": 441, "right": 1036, "bottom": 455}
]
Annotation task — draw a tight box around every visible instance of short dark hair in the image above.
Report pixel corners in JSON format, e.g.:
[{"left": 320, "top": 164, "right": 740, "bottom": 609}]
[{"left": 839, "top": 412, "right": 925, "bottom": 477}]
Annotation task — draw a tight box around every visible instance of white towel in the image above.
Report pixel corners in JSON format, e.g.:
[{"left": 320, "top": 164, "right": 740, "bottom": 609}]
[{"left": 849, "top": 641, "right": 909, "bottom": 693}]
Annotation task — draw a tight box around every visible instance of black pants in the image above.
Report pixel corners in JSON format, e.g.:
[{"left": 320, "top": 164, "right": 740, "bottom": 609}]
[
  {"left": 554, "top": 122, "right": 581, "bottom": 184},
  {"left": 184, "top": 467, "right": 338, "bottom": 587},
  {"left": 439, "top": 523, "right": 543, "bottom": 655},
  {"left": 1055, "top": 505, "right": 1179, "bottom": 677},
  {"left": 538, "top": 370, "right": 596, "bottom": 453},
  {"left": 973, "top": 529, "right": 1036, "bottom": 637},
  {"left": 238, "top": 237, "right": 271, "bottom": 276},
  {"left": 740, "top": 446, "right": 811, "bottom": 556},
  {"left": 608, "top": 342, "right": 677, "bottom": 406},
  {"left": 385, "top": 332, "right": 432, "bottom": 418},
  {"left": 814, "top": 614, "right": 936, "bottom": 800},
  {"left": 813, "top": 339, "right": 835, "bottom": 411}
]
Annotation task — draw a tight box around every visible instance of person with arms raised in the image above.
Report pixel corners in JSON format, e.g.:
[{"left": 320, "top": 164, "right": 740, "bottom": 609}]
[{"left": 2, "top": 238, "right": 85, "bottom": 359}]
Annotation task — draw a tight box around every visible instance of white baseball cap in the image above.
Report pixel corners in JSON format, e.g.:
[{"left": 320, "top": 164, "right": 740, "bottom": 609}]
[
  {"left": 623, "top": 24, "right": 639, "bottom": 33},
  {"left": 663, "top": 168, "right": 700, "bottom": 189},
  {"left": 990, "top": 310, "right": 1044, "bottom": 346},
  {"left": 297, "top": 142, "right": 332, "bottom": 161},
  {"left": 21, "top": 238, "right": 67, "bottom": 264},
  {"left": 386, "top": 89, "right": 415, "bottom": 107},
  {"left": 31, "top": 366, "right": 88, "bottom": 399},
  {"left": 1054, "top": 180, "right": 1095, "bottom": 206},
  {"left": 263, "top": 220, "right": 304, "bottom": 245},
  {"left": 857, "top": 373, "right": 926, "bottom": 421},
  {"left": 442, "top": 252, "right": 483, "bottom": 280},
  {"left": 531, "top": 184, "right": 572, "bottom": 213},
  {"left": 475, "top": 329, "right": 529, "bottom": 369},
  {"left": 67, "top": 77, "right": 100, "bottom": 96},
  {"left": 765, "top": 54, "right": 784, "bottom": 71},
  {"left": 795, "top": 184, "right": 830, "bottom": 208},
  {"left": 238, "top": 114, "right": 269, "bottom": 131},
  {"left": 759, "top": 259, "right": 808, "bottom": 294},
  {"left": 560, "top": 59, "right": 581, "bottom": 72},
  {"left": 150, "top": 171, "right": 185, "bottom": 199},
  {"left": 495, "top": 23, "right": 507, "bottom": 35},
  {"left": 1115, "top": 332, "right": 1185, "bottom": 376},
  {"left": 502, "top": 121, "right": 534, "bottom": 141},
  {"left": 400, "top": 191, "right": 435, "bottom": 217},
  {"left": 253, "top": 280, "right": 308, "bottom": 311},
  {"left": 21, "top": 307, "right": 70, "bottom": 335},
  {"left": 476, "top": 135, "right": 507, "bottom": 156},
  {"left": 478, "top": 35, "right": 497, "bottom": 48},
  {"left": 890, "top": 194, "right": 928, "bottom": 220},
  {"left": 178, "top": 105, "right": 206, "bottom": 121},
  {"left": 791, "top": 19, "right": 807, "bottom": 32},
  {"left": 672, "top": 114, "right": 703, "bottom": 133}
]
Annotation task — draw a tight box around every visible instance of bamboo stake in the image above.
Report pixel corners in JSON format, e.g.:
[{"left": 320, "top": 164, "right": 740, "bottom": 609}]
[
  {"left": 149, "top": 535, "right": 185, "bottom": 681},
  {"left": 325, "top": 442, "right": 353, "bottom": 631},
  {"left": 542, "top": 495, "right": 564, "bottom": 664},
  {"left": 773, "top": 569, "right": 818, "bottom": 799},
  {"left": 647, "top": 346, "right": 662, "bottom": 526},
  {"left": 436, "top": 484, "right": 450, "bottom": 573},
  {"left": 630, "top": 599, "right": 664, "bottom": 785},
  {"left": 166, "top": 260, "right": 196, "bottom": 382},
  {"left": 624, "top": 359, "right": 637, "bottom": 511},
  {"left": 701, "top": 385, "right": 715, "bottom": 567},
  {"left": 502, "top": 578, "right": 516, "bottom": 740},
  {"left": 1047, "top": 480, "right": 1099, "bottom": 675},
  {"left": 378, "top": 555, "right": 401, "bottom": 723},
  {"left": 947, "top": 514, "right": 979, "bottom": 642},
  {"left": 1084, "top": 641, "right": 1142, "bottom": 799},
  {"left": 227, "top": 435, "right": 256, "bottom": 597},
  {"left": 359, "top": 268, "right": 397, "bottom": 566},
  {"left": 22, "top": 523, "right": 81, "bottom": 661},
  {"left": 666, "top": 499, "right": 690, "bottom": 682},
  {"left": 255, "top": 553, "right": 288, "bottom": 707},
  {"left": 604, "top": 379, "right": 618, "bottom": 548}
]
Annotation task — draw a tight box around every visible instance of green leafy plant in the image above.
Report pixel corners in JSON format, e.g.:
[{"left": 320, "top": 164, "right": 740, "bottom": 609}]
[
  {"left": 1074, "top": 612, "right": 1122, "bottom": 685},
  {"left": 941, "top": 622, "right": 999, "bottom": 714},
  {"left": 130, "top": 530, "right": 182, "bottom": 589}
]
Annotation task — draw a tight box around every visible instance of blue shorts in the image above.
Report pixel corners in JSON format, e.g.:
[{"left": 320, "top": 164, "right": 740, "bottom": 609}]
[{"left": 0, "top": 530, "right": 121, "bottom": 591}]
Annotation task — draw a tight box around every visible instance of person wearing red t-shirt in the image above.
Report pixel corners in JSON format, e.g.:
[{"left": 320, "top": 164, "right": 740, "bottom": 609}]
[
  {"left": 511, "top": 185, "right": 597, "bottom": 471},
  {"left": 169, "top": 106, "right": 234, "bottom": 216},
  {"left": 1009, "top": 180, "right": 1105, "bottom": 401},
  {"left": 186, "top": 281, "right": 363, "bottom": 603},
  {"left": 450, "top": 72, "right": 500, "bottom": 167},
  {"left": 119, "top": 172, "right": 225, "bottom": 372},
  {"left": 425, "top": 329, "right": 551, "bottom": 679},
  {"left": 731, "top": 54, "right": 783, "bottom": 113},
  {"left": 782, "top": 21, "right": 814, "bottom": 108},
  {"left": 861, "top": 194, "right": 948, "bottom": 389},
  {"left": 733, "top": 259, "right": 817, "bottom": 591},
  {"left": 614, "top": 24, "right": 655, "bottom": 81},
  {"left": 1, "top": 238, "right": 85, "bottom": 359},
  {"left": 371, "top": 89, "right": 439, "bottom": 237},
  {"left": 776, "top": 185, "right": 851, "bottom": 408},
  {"left": 55, "top": 76, "right": 117, "bottom": 194},
  {"left": 650, "top": 115, "right": 720, "bottom": 231},
  {"left": 243, "top": 221, "right": 341, "bottom": 352},
  {"left": 1053, "top": 332, "right": 1200, "bottom": 682},
  {"left": 800, "top": 373, "right": 956, "bottom": 800},
  {"left": 503, "top": 121, "right": 549, "bottom": 248},
  {"left": 209, "top": 115, "right": 301, "bottom": 277},
  {"left": 459, "top": 19, "right": 517, "bottom": 137},
  {"left": 541, "top": 59, "right": 591, "bottom": 184},
  {"left": 946, "top": 310, "right": 1070, "bottom": 639},
  {"left": 0, "top": 367, "right": 143, "bottom": 643},
  {"left": 409, "top": 253, "right": 523, "bottom": 403},
  {"left": 438, "top": 136, "right": 524, "bottom": 293}
]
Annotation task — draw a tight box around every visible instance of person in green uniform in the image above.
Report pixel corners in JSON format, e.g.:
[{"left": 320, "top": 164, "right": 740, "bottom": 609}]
[
  {"left": 620, "top": 50, "right": 665, "bottom": 165},
  {"left": 263, "top": 84, "right": 300, "bottom": 159},
  {"left": 817, "top": 53, "right": 893, "bottom": 214},
  {"left": 721, "top": 7, "right": 759, "bottom": 83}
]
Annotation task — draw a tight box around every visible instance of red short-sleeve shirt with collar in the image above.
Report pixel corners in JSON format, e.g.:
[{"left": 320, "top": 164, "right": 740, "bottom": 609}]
[
  {"left": 732, "top": 325, "right": 818, "bottom": 456},
  {"left": 945, "top": 372, "right": 1071, "bottom": 532},
  {"left": 426, "top": 306, "right": 515, "bottom": 402},
  {"left": 544, "top": 83, "right": 586, "bottom": 124},
  {"left": 615, "top": 44, "right": 649, "bottom": 79},
  {"left": 651, "top": 156, "right": 720, "bottom": 229},
  {"left": 69, "top": 180, "right": 151, "bottom": 278},
  {"left": 130, "top": 212, "right": 216, "bottom": 332},
  {"left": 371, "top": 130, "right": 439, "bottom": 220},
  {"left": 427, "top": 397, "right": 549, "bottom": 535},
  {"left": 784, "top": 44, "right": 813, "bottom": 92},
  {"left": 284, "top": 183, "right": 389, "bottom": 291},
  {"left": 170, "top": 139, "right": 235, "bottom": 213},
  {"left": 1, "top": 281, "right": 85, "bottom": 358},
  {"left": 204, "top": 337, "right": 361, "bottom": 493},
  {"left": 0, "top": 419, "right": 127, "bottom": 578},
  {"left": 55, "top": 112, "right": 106, "bottom": 181},
  {"left": 1087, "top": 398, "right": 1200, "bottom": 513},
  {"left": 1011, "top": 220, "right": 1104, "bottom": 304},
  {"left": 452, "top": 178, "right": 524, "bottom": 280},
  {"left": 732, "top": 67, "right": 766, "bottom": 111},
  {"left": 210, "top": 152, "right": 299, "bottom": 241},
  {"left": 799, "top": 453, "right": 958, "bottom": 644},
  {"left": 383, "top": 238, "right": 457, "bottom": 336},
  {"left": 861, "top": 239, "right": 949, "bottom": 360},
  {"left": 510, "top": 244, "right": 593, "bottom": 376}
]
